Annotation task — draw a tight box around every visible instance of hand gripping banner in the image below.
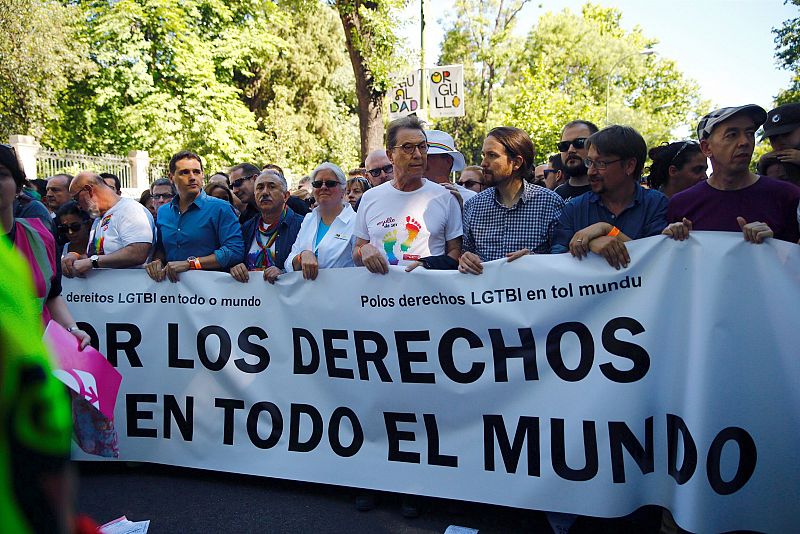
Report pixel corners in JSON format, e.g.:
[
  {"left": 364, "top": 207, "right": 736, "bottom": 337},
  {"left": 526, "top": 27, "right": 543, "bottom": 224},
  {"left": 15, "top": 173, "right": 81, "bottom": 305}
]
[{"left": 63, "top": 232, "right": 800, "bottom": 533}]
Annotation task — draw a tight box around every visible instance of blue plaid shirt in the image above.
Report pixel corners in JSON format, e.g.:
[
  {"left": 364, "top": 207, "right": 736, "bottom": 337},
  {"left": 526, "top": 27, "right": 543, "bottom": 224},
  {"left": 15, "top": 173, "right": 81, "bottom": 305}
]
[{"left": 463, "top": 181, "right": 565, "bottom": 260}]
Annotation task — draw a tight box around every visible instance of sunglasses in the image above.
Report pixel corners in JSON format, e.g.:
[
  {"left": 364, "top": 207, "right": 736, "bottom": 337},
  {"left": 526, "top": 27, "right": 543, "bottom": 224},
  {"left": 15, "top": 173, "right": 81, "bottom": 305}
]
[
  {"left": 367, "top": 164, "right": 394, "bottom": 178},
  {"left": 557, "top": 138, "right": 588, "bottom": 152},
  {"left": 312, "top": 179, "right": 340, "bottom": 188},
  {"left": 231, "top": 173, "right": 257, "bottom": 188},
  {"left": 58, "top": 222, "right": 85, "bottom": 234},
  {"left": 457, "top": 179, "right": 482, "bottom": 189}
]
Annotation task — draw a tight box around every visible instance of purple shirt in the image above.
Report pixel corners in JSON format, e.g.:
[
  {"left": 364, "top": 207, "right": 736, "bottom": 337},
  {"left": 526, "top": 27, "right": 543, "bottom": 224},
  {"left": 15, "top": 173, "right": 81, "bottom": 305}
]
[{"left": 667, "top": 176, "right": 800, "bottom": 243}]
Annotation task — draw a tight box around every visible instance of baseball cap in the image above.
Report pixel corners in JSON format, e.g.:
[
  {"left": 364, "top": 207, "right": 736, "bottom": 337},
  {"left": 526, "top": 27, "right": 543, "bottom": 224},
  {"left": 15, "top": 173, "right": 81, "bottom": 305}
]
[
  {"left": 425, "top": 130, "right": 466, "bottom": 171},
  {"left": 696, "top": 104, "right": 767, "bottom": 140},
  {"left": 763, "top": 103, "right": 800, "bottom": 138}
]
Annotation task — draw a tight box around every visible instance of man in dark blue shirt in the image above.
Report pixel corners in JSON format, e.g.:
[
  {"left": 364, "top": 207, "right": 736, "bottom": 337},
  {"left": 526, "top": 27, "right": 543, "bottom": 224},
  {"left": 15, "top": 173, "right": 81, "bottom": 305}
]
[
  {"left": 550, "top": 125, "right": 668, "bottom": 269},
  {"left": 146, "top": 150, "right": 244, "bottom": 282}
]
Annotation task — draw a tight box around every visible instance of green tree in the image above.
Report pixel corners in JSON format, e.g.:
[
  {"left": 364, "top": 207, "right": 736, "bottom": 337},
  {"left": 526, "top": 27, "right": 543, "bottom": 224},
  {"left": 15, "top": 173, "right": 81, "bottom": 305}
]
[
  {"left": 436, "top": 0, "right": 529, "bottom": 165},
  {"left": 438, "top": 3, "right": 707, "bottom": 165},
  {"left": 244, "top": 1, "right": 361, "bottom": 174},
  {"left": 773, "top": 0, "right": 800, "bottom": 104},
  {"left": 0, "top": 0, "right": 90, "bottom": 139},
  {"left": 50, "top": 0, "right": 277, "bottom": 170},
  {"left": 329, "top": 0, "right": 408, "bottom": 161}
]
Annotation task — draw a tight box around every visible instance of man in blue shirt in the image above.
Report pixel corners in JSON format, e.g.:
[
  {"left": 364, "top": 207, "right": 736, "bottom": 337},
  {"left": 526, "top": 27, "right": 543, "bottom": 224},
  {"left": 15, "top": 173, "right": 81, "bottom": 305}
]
[
  {"left": 146, "top": 150, "right": 244, "bottom": 282},
  {"left": 550, "top": 125, "right": 668, "bottom": 269}
]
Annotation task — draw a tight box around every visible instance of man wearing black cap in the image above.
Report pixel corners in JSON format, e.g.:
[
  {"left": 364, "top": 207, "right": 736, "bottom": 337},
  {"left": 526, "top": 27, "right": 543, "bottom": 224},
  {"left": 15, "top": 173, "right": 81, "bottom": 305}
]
[
  {"left": 764, "top": 102, "right": 800, "bottom": 155},
  {"left": 665, "top": 104, "right": 800, "bottom": 243}
]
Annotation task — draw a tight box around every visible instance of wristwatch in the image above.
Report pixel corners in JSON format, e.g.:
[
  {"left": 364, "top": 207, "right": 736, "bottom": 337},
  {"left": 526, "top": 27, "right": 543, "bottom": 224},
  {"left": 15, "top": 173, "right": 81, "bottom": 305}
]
[{"left": 90, "top": 254, "right": 100, "bottom": 268}]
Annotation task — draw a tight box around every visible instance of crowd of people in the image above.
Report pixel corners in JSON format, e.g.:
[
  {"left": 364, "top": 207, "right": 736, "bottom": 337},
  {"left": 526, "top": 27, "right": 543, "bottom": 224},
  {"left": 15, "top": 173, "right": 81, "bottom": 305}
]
[
  {"left": 3, "top": 100, "right": 800, "bottom": 530},
  {"left": 9, "top": 102, "right": 799, "bottom": 295}
]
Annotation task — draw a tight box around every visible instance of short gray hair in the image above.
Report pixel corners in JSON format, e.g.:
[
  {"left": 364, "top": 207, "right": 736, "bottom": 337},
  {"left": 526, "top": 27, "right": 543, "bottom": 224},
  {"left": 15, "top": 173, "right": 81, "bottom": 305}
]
[
  {"left": 150, "top": 177, "right": 176, "bottom": 195},
  {"left": 258, "top": 169, "right": 288, "bottom": 192},
  {"left": 310, "top": 162, "right": 346, "bottom": 186}
]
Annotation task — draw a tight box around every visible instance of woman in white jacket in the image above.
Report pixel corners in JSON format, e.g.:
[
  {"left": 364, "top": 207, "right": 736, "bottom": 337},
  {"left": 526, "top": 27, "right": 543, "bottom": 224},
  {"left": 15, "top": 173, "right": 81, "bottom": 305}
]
[{"left": 285, "top": 162, "right": 356, "bottom": 279}]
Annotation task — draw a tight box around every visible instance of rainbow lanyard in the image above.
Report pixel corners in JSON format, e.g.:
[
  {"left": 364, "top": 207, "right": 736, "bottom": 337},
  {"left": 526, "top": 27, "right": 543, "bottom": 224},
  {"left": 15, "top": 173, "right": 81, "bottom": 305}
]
[{"left": 253, "top": 207, "right": 287, "bottom": 269}]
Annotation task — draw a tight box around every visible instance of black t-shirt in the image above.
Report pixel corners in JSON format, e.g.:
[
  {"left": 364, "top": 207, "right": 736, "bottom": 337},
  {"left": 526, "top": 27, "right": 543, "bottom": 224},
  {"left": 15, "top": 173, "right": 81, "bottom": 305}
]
[{"left": 554, "top": 182, "right": 591, "bottom": 201}]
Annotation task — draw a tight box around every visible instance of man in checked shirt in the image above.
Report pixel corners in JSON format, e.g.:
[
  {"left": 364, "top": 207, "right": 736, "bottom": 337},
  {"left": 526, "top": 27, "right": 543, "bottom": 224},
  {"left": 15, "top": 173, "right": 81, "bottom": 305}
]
[{"left": 458, "top": 126, "right": 565, "bottom": 274}]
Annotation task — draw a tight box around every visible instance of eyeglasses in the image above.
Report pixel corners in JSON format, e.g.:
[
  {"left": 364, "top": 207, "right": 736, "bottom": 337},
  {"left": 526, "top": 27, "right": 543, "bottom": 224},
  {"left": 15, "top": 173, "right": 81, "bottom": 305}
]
[
  {"left": 543, "top": 169, "right": 557, "bottom": 178},
  {"left": 367, "top": 164, "right": 394, "bottom": 178},
  {"left": 71, "top": 185, "right": 91, "bottom": 202},
  {"left": 583, "top": 158, "right": 622, "bottom": 170},
  {"left": 392, "top": 142, "right": 428, "bottom": 155},
  {"left": 312, "top": 179, "right": 341, "bottom": 188},
  {"left": 457, "top": 180, "right": 482, "bottom": 190},
  {"left": 231, "top": 173, "right": 257, "bottom": 188},
  {"left": 151, "top": 193, "right": 174, "bottom": 201},
  {"left": 57, "top": 222, "right": 85, "bottom": 234},
  {"left": 557, "top": 138, "right": 588, "bottom": 152}
]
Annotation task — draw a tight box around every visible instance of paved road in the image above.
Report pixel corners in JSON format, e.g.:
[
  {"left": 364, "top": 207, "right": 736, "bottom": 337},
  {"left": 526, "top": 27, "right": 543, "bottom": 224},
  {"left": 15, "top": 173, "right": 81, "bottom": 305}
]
[{"left": 76, "top": 462, "right": 659, "bottom": 533}]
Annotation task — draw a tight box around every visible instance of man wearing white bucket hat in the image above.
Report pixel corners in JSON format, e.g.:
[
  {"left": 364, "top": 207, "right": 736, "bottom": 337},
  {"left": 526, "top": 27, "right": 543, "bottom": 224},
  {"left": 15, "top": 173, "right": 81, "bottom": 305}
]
[{"left": 425, "top": 129, "right": 478, "bottom": 204}]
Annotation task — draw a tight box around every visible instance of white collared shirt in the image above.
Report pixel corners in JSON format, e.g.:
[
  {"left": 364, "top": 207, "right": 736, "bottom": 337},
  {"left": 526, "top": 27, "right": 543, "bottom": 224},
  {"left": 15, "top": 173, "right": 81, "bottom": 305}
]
[{"left": 284, "top": 203, "right": 356, "bottom": 271}]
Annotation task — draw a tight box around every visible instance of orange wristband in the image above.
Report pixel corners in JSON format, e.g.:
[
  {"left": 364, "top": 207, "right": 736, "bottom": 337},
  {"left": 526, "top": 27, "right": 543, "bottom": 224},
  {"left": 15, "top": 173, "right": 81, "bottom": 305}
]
[
  {"left": 189, "top": 257, "right": 202, "bottom": 270},
  {"left": 607, "top": 226, "right": 620, "bottom": 237},
  {"left": 356, "top": 243, "right": 365, "bottom": 258}
]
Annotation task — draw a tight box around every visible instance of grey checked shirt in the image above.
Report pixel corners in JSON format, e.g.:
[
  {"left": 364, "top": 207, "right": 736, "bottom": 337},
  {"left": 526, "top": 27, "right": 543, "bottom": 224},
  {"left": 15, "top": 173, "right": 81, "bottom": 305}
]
[{"left": 463, "top": 181, "right": 565, "bottom": 260}]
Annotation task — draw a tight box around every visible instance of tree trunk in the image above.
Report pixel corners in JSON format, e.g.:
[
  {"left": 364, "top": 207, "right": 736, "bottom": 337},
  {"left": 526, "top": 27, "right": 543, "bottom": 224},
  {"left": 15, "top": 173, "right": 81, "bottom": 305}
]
[{"left": 338, "top": 5, "right": 386, "bottom": 163}]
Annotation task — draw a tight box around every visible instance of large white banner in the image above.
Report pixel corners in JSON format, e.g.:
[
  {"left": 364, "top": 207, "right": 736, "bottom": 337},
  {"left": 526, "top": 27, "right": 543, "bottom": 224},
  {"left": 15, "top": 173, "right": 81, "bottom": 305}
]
[{"left": 64, "top": 233, "right": 800, "bottom": 533}]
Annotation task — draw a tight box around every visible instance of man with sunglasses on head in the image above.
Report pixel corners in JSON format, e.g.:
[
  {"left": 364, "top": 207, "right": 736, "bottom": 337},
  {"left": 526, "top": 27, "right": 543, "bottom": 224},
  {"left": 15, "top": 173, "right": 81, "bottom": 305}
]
[
  {"left": 354, "top": 115, "right": 462, "bottom": 275},
  {"left": 551, "top": 125, "right": 668, "bottom": 269},
  {"left": 231, "top": 162, "right": 309, "bottom": 224},
  {"left": 364, "top": 149, "right": 394, "bottom": 187},
  {"left": 554, "top": 120, "right": 599, "bottom": 201},
  {"left": 63, "top": 171, "right": 155, "bottom": 277}
]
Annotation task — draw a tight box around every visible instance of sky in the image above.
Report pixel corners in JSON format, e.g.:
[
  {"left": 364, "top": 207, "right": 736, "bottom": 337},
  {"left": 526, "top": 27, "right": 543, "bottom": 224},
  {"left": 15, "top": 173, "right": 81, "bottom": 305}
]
[{"left": 398, "top": 0, "right": 796, "bottom": 112}]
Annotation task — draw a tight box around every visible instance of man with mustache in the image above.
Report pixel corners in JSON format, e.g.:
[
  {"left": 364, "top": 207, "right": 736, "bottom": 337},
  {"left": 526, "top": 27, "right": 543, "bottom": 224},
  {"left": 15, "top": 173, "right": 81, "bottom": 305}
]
[
  {"left": 550, "top": 125, "right": 668, "bottom": 269},
  {"left": 459, "top": 126, "right": 564, "bottom": 275},
  {"left": 146, "top": 150, "right": 244, "bottom": 282},
  {"left": 554, "top": 120, "right": 599, "bottom": 201},
  {"left": 664, "top": 105, "right": 800, "bottom": 244},
  {"left": 63, "top": 171, "right": 154, "bottom": 277}
]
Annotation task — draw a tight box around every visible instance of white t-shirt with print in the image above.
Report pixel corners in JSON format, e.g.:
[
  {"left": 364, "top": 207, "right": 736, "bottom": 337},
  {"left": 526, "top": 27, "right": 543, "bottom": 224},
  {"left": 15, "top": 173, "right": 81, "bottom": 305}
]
[
  {"left": 354, "top": 178, "right": 462, "bottom": 266},
  {"left": 88, "top": 197, "right": 155, "bottom": 265}
]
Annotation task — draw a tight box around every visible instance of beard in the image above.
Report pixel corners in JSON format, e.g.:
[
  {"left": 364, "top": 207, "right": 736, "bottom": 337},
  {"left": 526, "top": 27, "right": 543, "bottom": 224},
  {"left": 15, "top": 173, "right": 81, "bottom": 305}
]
[{"left": 562, "top": 156, "right": 588, "bottom": 177}]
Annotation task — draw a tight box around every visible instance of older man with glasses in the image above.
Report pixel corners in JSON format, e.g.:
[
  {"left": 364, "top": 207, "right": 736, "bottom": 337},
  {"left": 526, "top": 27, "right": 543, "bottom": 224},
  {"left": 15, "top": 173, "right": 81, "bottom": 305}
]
[
  {"left": 63, "top": 171, "right": 155, "bottom": 276},
  {"left": 550, "top": 125, "right": 668, "bottom": 270},
  {"left": 354, "top": 114, "right": 462, "bottom": 275}
]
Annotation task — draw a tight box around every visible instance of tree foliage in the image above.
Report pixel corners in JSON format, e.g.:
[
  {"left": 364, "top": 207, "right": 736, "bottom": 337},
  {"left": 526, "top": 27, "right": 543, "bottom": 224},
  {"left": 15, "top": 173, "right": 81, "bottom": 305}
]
[
  {"left": 437, "top": 2, "right": 708, "bottom": 166},
  {"left": 773, "top": 0, "right": 800, "bottom": 104},
  {"left": 45, "top": 0, "right": 361, "bottom": 176},
  {"left": 436, "top": 0, "right": 529, "bottom": 164},
  {"left": 329, "top": 0, "right": 408, "bottom": 160},
  {"left": 0, "top": 0, "right": 90, "bottom": 139}
]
